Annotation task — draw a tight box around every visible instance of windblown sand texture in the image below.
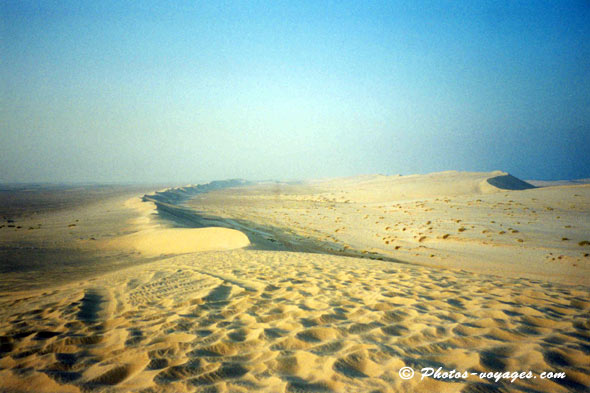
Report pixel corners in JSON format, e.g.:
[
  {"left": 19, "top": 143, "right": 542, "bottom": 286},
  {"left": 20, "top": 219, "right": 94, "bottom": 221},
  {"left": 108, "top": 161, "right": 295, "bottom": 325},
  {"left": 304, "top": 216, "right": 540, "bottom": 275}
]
[
  {"left": 188, "top": 171, "right": 590, "bottom": 284},
  {"left": 0, "top": 172, "right": 589, "bottom": 393}
]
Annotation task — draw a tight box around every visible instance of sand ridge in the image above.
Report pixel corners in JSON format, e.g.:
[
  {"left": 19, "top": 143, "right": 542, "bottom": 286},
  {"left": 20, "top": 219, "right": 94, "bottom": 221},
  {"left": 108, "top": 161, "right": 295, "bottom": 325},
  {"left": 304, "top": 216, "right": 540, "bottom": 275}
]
[
  {"left": 96, "top": 190, "right": 251, "bottom": 257},
  {"left": 102, "top": 227, "right": 251, "bottom": 256}
]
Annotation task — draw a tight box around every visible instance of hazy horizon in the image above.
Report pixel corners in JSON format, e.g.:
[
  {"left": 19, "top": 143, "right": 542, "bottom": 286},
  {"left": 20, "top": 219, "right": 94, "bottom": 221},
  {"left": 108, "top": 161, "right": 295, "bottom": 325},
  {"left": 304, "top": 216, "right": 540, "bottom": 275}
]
[
  {"left": 2, "top": 171, "right": 590, "bottom": 188},
  {"left": 2, "top": 1, "right": 589, "bottom": 183}
]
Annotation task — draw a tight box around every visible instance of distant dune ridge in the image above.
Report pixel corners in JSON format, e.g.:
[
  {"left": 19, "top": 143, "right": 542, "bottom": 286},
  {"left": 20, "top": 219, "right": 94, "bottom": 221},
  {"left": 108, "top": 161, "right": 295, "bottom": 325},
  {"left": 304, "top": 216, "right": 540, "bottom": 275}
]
[
  {"left": 309, "top": 171, "right": 535, "bottom": 202},
  {"left": 0, "top": 170, "right": 589, "bottom": 392},
  {"left": 528, "top": 178, "right": 590, "bottom": 187},
  {"left": 138, "top": 171, "right": 534, "bottom": 209},
  {"left": 185, "top": 170, "right": 589, "bottom": 284}
]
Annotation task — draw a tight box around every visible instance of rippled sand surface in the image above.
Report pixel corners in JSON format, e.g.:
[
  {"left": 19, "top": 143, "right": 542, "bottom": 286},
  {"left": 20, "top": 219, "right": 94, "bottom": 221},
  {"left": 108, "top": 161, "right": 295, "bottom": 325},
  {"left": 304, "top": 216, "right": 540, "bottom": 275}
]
[
  {"left": 1, "top": 173, "right": 589, "bottom": 392},
  {"left": 1, "top": 250, "right": 589, "bottom": 392}
]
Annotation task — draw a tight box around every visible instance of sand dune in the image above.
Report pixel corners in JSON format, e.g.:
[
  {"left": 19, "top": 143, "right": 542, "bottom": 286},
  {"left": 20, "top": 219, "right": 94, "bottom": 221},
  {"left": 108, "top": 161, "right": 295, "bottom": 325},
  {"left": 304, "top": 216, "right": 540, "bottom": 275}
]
[
  {"left": 0, "top": 172, "right": 589, "bottom": 392},
  {"left": 0, "top": 250, "right": 588, "bottom": 392},
  {"left": 308, "top": 171, "right": 534, "bottom": 201},
  {"left": 188, "top": 171, "right": 590, "bottom": 284},
  {"left": 102, "top": 227, "right": 250, "bottom": 256},
  {"left": 99, "top": 185, "right": 251, "bottom": 256},
  {"left": 486, "top": 173, "right": 536, "bottom": 190}
]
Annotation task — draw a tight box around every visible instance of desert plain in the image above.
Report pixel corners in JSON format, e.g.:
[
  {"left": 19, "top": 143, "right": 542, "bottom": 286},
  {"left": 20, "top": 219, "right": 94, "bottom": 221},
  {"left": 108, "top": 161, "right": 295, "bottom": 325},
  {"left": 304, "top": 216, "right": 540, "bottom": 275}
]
[{"left": 0, "top": 171, "right": 589, "bottom": 393}]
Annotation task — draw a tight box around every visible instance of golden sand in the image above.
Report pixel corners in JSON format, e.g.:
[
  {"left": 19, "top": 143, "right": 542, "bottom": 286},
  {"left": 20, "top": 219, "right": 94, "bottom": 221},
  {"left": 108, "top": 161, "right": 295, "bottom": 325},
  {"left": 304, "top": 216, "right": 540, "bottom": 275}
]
[{"left": 0, "top": 172, "right": 588, "bottom": 392}]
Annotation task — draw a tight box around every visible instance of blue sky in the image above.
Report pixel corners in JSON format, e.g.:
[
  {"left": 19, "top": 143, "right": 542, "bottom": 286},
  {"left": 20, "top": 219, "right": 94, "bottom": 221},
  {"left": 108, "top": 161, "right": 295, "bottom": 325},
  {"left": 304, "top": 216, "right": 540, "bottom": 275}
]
[{"left": 1, "top": 1, "right": 589, "bottom": 183}]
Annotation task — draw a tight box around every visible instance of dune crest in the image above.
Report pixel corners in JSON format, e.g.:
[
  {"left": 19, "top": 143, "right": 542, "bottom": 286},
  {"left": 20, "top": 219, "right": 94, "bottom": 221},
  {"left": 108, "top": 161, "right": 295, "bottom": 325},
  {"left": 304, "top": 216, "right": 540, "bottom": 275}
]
[
  {"left": 485, "top": 173, "right": 536, "bottom": 191},
  {"left": 103, "top": 227, "right": 251, "bottom": 256},
  {"left": 110, "top": 184, "right": 252, "bottom": 256},
  {"left": 107, "top": 197, "right": 251, "bottom": 256},
  {"left": 310, "top": 170, "right": 534, "bottom": 202}
]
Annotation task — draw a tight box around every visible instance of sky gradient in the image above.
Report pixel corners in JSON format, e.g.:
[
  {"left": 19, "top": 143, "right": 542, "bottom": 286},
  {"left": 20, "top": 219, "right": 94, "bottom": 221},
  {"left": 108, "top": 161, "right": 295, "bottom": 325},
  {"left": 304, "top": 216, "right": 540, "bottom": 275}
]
[{"left": 2, "top": 1, "right": 589, "bottom": 183}]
